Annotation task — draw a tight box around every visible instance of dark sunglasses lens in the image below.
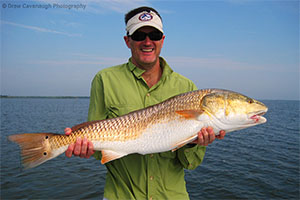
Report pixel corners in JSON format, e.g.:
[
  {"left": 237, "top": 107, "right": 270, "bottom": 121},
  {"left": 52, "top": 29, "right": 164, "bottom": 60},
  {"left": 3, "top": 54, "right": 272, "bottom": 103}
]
[
  {"left": 131, "top": 31, "right": 163, "bottom": 41},
  {"left": 131, "top": 31, "right": 147, "bottom": 41},
  {"left": 148, "top": 31, "right": 163, "bottom": 41}
]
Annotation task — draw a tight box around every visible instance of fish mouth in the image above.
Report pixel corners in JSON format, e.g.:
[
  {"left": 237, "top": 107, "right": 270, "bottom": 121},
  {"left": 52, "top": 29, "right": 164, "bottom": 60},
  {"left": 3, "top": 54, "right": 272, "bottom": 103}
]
[{"left": 250, "top": 110, "right": 267, "bottom": 123}]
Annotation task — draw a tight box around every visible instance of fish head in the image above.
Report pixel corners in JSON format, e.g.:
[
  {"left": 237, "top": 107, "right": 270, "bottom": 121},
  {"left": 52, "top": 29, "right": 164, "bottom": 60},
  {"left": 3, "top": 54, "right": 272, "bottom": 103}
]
[{"left": 201, "top": 90, "right": 268, "bottom": 132}]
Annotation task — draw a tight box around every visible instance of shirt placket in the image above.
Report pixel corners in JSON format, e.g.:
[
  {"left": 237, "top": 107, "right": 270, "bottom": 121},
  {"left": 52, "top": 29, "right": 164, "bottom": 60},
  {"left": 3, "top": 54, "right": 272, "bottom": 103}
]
[
  {"left": 136, "top": 65, "right": 164, "bottom": 199},
  {"left": 144, "top": 89, "right": 156, "bottom": 200},
  {"left": 144, "top": 91, "right": 152, "bottom": 107},
  {"left": 147, "top": 153, "right": 156, "bottom": 200}
]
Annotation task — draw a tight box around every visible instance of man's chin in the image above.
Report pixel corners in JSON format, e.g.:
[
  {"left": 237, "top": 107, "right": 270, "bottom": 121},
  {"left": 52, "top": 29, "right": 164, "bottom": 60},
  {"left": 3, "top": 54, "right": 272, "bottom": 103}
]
[{"left": 131, "top": 55, "right": 159, "bottom": 69}]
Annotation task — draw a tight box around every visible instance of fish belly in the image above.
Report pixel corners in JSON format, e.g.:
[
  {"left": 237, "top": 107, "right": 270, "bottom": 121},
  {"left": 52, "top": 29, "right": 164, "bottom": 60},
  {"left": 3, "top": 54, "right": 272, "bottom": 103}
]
[{"left": 93, "top": 119, "right": 204, "bottom": 155}]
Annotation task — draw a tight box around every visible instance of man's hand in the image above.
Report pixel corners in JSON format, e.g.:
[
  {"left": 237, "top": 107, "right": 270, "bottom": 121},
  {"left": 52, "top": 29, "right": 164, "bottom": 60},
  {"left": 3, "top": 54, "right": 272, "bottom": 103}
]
[
  {"left": 191, "top": 127, "right": 226, "bottom": 146},
  {"left": 64, "top": 127, "right": 95, "bottom": 158}
]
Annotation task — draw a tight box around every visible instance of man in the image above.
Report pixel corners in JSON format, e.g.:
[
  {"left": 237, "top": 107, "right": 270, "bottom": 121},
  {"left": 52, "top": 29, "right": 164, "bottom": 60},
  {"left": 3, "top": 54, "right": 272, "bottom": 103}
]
[{"left": 65, "top": 6, "right": 226, "bottom": 199}]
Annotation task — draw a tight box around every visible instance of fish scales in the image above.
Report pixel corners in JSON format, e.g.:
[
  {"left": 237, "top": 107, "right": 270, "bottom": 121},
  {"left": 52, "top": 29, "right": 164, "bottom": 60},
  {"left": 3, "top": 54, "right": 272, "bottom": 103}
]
[
  {"left": 8, "top": 89, "right": 268, "bottom": 169},
  {"left": 72, "top": 90, "right": 203, "bottom": 143}
]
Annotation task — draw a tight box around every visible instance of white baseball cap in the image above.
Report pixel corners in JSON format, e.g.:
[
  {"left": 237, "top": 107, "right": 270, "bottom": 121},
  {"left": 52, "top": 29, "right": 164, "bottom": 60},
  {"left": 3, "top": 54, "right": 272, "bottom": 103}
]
[{"left": 126, "top": 11, "right": 163, "bottom": 35}]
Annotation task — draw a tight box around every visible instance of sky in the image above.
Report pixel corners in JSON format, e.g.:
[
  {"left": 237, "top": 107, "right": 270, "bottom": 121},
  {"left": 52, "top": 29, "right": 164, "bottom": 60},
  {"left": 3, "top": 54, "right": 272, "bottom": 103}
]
[{"left": 1, "top": 0, "right": 299, "bottom": 100}]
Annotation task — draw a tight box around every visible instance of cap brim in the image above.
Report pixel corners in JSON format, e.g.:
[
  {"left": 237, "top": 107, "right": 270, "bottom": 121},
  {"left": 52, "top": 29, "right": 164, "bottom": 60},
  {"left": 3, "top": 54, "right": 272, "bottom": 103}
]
[{"left": 128, "top": 22, "right": 164, "bottom": 35}]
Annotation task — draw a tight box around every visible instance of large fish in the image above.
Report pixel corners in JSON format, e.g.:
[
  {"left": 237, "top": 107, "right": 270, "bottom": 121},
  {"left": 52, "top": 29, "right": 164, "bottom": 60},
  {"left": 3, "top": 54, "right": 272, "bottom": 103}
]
[{"left": 8, "top": 89, "right": 268, "bottom": 169}]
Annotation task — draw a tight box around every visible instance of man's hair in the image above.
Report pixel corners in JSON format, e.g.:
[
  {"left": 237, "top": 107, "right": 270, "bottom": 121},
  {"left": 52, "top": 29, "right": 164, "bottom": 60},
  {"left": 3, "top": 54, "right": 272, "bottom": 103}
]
[{"left": 125, "top": 6, "right": 162, "bottom": 24}]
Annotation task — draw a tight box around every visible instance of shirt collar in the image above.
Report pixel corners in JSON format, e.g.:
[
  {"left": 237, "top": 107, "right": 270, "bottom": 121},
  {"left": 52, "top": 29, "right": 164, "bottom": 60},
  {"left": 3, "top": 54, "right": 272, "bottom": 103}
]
[
  {"left": 128, "top": 58, "right": 145, "bottom": 78},
  {"left": 159, "top": 57, "right": 173, "bottom": 80}
]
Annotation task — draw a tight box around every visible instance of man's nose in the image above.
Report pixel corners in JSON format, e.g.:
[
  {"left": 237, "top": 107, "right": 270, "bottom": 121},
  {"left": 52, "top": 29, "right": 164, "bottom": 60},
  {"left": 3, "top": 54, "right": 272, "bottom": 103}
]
[{"left": 144, "top": 35, "right": 152, "bottom": 44}]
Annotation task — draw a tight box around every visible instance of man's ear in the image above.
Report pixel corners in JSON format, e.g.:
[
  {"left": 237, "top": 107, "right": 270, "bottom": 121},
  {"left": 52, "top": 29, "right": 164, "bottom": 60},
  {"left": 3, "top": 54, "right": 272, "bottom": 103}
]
[
  {"left": 124, "top": 36, "right": 130, "bottom": 48},
  {"left": 161, "top": 35, "right": 165, "bottom": 48}
]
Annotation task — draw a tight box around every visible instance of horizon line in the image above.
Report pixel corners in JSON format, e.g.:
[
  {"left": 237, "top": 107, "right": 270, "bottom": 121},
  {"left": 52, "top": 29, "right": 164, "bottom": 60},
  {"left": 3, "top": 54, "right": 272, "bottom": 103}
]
[{"left": 1, "top": 95, "right": 298, "bottom": 101}]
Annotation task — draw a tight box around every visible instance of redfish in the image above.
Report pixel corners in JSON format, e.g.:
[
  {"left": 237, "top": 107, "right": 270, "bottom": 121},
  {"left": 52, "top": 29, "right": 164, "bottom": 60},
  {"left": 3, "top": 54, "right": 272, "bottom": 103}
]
[{"left": 8, "top": 89, "right": 268, "bottom": 169}]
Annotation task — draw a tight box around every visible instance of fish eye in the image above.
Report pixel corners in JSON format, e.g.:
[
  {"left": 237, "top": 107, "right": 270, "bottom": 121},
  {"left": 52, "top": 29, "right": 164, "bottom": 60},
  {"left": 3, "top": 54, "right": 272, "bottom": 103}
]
[{"left": 248, "top": 98, "right": 254, "bottom": 104}]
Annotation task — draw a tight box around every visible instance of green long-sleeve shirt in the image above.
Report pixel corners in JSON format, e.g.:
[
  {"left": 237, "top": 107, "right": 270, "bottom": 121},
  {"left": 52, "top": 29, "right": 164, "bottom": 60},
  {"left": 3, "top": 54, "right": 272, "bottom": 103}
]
[{"left": 88, "top": 57, "right": 206, "bottom": 200}]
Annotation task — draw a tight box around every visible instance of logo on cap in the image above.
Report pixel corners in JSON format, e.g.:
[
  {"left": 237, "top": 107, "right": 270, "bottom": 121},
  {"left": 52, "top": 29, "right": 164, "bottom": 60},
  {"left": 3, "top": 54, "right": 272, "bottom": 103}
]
[{"left": 139, "top": 13, "right": 153, "bottom": 21}]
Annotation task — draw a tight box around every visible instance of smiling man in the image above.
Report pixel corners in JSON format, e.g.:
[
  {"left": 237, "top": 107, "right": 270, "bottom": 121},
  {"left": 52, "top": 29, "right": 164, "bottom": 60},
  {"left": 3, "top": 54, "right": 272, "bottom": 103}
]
[
  {"left": 65, "top": 6, "right": 225, "bottom": 199},
  {"left": 124, "top": 26, "right": 164, "bottom": 88}
]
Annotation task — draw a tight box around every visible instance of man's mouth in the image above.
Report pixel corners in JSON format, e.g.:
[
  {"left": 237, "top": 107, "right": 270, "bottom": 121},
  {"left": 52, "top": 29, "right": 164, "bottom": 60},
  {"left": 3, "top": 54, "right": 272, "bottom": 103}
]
[{"left": 141, "top": 48, "right": 154, "bottom": 52}]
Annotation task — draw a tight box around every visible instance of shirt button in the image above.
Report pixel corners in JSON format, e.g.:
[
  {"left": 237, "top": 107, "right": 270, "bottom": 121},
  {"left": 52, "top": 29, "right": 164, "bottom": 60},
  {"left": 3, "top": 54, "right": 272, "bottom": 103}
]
[{"left": 146, "top": 93, "right": 150, "bottom": 97}]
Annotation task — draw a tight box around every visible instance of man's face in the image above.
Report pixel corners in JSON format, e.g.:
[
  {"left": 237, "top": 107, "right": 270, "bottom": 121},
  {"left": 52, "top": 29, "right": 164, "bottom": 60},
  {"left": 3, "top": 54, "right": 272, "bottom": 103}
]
[{"left": 124, "top": 26, "right": 165, "bottom": 69}]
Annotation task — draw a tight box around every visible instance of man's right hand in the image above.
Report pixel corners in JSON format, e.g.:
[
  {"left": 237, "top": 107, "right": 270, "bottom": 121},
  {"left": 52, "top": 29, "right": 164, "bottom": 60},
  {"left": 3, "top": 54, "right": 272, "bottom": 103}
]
[{"left": 64, "top": 127, "right": 95, "bottom": 158}]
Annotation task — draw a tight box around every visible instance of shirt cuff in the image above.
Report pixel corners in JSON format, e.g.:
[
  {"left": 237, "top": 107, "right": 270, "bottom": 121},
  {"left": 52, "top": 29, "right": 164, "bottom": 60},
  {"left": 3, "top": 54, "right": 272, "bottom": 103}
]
[
  {"left": 177, "top": 144, "right": 206, "bottom": 170},
  {"left": 93, "top": 151, "right": 102, "bottom": 160}
]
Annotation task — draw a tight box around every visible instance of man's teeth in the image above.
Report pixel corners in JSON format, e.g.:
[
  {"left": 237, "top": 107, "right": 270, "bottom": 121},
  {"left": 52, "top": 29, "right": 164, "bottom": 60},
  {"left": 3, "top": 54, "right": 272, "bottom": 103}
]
[{"left": 142, "top": 49, "right": 153, "bottom": 52}]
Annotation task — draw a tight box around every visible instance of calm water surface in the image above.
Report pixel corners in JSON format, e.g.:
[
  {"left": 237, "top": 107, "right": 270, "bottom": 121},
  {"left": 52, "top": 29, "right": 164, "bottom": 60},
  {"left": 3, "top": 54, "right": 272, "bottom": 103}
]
[{"left": 1, "top": 98, "right": 299, "bottom": 199}]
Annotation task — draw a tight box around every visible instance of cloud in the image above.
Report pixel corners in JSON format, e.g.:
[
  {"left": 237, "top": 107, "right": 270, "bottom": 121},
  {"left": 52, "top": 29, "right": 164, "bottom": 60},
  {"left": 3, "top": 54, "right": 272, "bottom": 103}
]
[
  {"left": 1, "top": 20, "right": 81, "bottom": 37},
  {"left": 28, "top": 54, "right": 128, "bottom": 66}
]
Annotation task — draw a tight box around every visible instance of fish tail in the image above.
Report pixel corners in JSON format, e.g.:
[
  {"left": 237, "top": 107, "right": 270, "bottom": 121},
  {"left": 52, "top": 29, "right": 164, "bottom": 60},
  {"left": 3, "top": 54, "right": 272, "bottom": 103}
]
[{"left": 8, "top": 133, "right": 62, "bottom": 169}]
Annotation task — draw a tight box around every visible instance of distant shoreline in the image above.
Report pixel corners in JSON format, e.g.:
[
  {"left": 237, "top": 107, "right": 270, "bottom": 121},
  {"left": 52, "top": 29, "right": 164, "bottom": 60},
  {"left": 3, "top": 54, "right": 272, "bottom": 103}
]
[
  {"left": 0, "top": 95, "right": 299, "bottom": 101},
  {"left": 0, "top": 95, "right": 89, "bottom": 99}
]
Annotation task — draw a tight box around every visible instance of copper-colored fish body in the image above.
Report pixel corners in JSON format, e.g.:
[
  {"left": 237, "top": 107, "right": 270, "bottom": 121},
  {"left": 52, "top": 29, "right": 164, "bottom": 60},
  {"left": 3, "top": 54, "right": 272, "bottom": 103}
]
[{"left": 8, "top": 89, "right": 268, "bottom": 169}]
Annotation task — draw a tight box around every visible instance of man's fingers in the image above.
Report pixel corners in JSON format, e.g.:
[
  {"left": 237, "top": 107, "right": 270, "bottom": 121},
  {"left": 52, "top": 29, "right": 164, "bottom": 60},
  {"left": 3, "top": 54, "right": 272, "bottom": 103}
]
[
  {"left": 197, "top": 134, "right": 204, "bottom": 145},
  {"left": 201, "top": 127, "right": 209, "bottom": 146},
  {"left": 207, "top": 127, "right": 215, "bottom": 144},
  {"left": 86, "top": 141, "right": 95, "bottom": 158},
  {"left": 73, "top": 138, "right": 82, "bottom": 156},
  {"left": 190, "top": 127, "right": 226, "bottom": 146},
  {"left": 65, "top": 143, "right": 75, "bottom": 158},
  {"left": 80, "top": 138, "right": 88, "bottom": 158},
  {"left": 197, "top": 128, "right": 207, "bottom": 146},
  {"left": 197, "top": 127, "right": 216, "bottom": 146},
  {"left": 216, "top": 130, "right": 226, "bottom": 139},
  {"left": 65, "top": 137, "right": 95, "bottom": 158}
]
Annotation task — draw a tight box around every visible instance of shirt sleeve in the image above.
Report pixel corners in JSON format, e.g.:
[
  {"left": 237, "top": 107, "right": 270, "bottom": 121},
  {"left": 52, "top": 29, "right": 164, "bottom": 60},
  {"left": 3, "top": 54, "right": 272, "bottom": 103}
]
[
  {"left": 191, "top": 82, "right": 198, "bottom": 91},
  {"left": 88, "top": 73, "right": 107, "bottom": 160},
  {"left": 88, "top": 73, "right": 108, "bottom": 122},
  {"left": 177, "top": 145, "right": 206, "bottom": 170}
]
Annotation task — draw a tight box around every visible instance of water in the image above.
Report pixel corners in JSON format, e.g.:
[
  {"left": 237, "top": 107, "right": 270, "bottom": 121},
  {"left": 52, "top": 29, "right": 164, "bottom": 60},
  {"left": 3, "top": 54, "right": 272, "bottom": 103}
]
[{"left": 1, "top": 98, "right": 299, "bottom": 199}]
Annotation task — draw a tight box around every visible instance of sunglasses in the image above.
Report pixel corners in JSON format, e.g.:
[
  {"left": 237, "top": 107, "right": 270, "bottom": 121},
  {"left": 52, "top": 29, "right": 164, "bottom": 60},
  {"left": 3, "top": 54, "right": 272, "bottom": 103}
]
[{"left": 129, "top": 31, "right": 163, "bottom": 41}]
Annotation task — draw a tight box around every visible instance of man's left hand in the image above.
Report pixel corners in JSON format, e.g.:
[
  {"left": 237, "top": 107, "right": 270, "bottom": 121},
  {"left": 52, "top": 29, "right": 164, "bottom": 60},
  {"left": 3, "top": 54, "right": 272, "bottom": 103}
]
[{"left": 191, "top": 127, "right": 226, "bottom": 146}]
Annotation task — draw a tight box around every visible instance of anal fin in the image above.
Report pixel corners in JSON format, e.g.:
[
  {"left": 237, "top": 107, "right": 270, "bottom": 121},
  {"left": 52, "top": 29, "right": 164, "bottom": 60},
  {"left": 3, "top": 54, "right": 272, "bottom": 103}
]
[
  {"left": 171, "top": 135, "right": 198, "bottom": 152},
  {"left": 101, "top": 150, "right": 128, "bottom": 164}
]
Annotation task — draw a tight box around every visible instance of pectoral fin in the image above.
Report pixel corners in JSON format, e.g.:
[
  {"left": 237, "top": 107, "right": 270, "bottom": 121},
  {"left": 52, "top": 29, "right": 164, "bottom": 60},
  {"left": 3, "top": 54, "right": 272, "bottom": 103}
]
[
  {"left": 175, "top": 110, "right": 204, "bottom": 119},
  {"left": 171, "top": 134, "right": 198, "bottom": 152},
  {"left": 101, "top": 150, "right": 128, "bottom": 164}
]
